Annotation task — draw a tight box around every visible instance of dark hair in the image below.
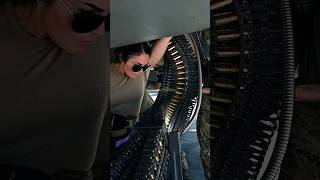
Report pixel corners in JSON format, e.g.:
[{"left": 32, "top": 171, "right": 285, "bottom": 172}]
[
  {"left": 1, "top": 0, "right": 54, "bottom": 8},
  {"left": 113, "top": 42, "right": 151, "bottom": 63}
]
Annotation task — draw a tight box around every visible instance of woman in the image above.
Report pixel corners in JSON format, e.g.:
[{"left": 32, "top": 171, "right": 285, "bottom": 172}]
[
  {"left": 110, "top": 37, "right": 171, "bottom": 144},
  {"left": 0, "top": 0, "right": 109, "bottom": 179}
]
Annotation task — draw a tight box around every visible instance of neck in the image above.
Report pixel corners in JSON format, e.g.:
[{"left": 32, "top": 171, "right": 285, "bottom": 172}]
[{"left": 14, "top": 3, "right": 48, "bottom": 39}]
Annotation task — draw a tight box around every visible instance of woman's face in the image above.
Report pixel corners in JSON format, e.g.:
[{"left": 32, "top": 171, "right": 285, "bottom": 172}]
[
  {"left": 42, "top": 0, "right": 109, "bottom": 53},
  {"left": 122, "top": 53, "right": 150, "bottom": 79}
]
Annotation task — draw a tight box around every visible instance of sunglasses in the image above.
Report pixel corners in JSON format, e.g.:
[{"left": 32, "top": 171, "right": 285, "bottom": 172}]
[
  {"left": 62, "top": 0, "right": 110, "bottom": 33},
  {"left": 132, "top": 64, "right": 150, "bottom": 72}
]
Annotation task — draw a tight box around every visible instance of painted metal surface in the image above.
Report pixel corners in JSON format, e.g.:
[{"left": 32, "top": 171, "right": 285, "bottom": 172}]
[{"left": 110, "top": 0, "right": 210, "bottom": 48}]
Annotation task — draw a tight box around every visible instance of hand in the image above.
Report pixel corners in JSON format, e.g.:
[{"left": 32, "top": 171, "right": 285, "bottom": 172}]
[
  {"left": 202, "top": 88, "right": 210, "bottom": 95},
  {"left": 295, "top": 84, "right": 320, "bottom": 102}
]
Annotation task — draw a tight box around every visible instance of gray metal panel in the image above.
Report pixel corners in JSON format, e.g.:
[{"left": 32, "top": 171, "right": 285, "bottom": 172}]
[{"left": 110, "top": 0, "right": 210, "bottom": 48}]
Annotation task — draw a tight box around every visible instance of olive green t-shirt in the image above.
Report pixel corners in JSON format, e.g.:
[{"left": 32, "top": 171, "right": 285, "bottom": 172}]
[
  {"left": 0, "top": 3, "right": 108, "bottom": 174},
  {"left": 110, "top": 64, "right": 153, "bottom": 120}
]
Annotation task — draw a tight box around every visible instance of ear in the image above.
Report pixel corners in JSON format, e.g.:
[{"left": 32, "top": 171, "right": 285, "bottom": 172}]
[{"left": 117, "top": 52, "right": 124, "bottom": 62}]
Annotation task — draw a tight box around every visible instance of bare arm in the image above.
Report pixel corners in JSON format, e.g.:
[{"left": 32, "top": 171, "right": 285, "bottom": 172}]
[
  {"left": 295, "top": 84, "right": 320, "bottom": 102},
  {"left": 149, "top": 36, "right": 172, "bottom": 67}
]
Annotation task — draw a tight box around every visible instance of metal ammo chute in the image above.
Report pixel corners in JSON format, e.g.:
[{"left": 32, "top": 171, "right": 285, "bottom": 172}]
[
  {"left": 109, "top": 33, "right": 205, "bottom": 180},
  {"left": 210, "top": 0, "right": 295, "bottom": 179}
]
